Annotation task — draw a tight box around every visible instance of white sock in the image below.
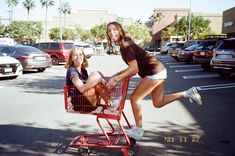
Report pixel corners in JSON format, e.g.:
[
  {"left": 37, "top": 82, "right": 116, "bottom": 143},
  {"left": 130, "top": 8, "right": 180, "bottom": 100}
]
[{"left": 183, "top": 91, "right": 187, "bottom": 98}]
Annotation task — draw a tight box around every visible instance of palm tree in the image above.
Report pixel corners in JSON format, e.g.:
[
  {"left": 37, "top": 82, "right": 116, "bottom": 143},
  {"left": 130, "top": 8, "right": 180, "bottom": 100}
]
[
  {"left": 58, "top": 2, "right": 71, "bottom": 28},
  {"left": 5, "top": 0, "right": 19, "bottom": 23},
  {"left": 149, "top": 11, "right": 165, "bottom": 30},
  {"left": 22, "top": 0, "right": 36, "bottom": 21},
  {"left": 40, "top": 0, "right": 54, "bottom": 41}
]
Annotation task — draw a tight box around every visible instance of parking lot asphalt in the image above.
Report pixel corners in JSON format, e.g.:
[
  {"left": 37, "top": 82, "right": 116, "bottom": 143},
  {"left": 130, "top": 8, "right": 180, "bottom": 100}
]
[{"left": 0, "top": 54, "right": 234, "bottom": 156}]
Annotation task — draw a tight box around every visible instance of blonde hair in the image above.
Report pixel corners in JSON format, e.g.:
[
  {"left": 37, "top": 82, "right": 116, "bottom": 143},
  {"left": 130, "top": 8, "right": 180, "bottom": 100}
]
[{"left": 64, "top": 46, "right": 88, "bottom": 69}]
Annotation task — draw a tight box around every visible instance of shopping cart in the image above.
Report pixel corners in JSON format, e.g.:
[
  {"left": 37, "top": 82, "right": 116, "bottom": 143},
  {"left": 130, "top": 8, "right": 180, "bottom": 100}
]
[{"left": 63, "top": 78, "right": 136, "bottom": 156}]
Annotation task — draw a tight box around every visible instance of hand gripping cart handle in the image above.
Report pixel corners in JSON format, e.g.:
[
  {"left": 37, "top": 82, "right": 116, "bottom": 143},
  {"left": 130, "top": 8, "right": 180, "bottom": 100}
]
[{"left": 63, "top": 78, "right": 136, "bottom": 156}]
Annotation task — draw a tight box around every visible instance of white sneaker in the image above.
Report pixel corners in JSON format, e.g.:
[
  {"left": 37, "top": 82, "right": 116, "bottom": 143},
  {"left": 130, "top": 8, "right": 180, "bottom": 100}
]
[
  {"left": 125, "top": 127, "right": 144, "bottom": 141},
  {"left": 185, "top": 87, "right": 202, "bottom": 105},
  {"left": 91, "top": 106, "right": 103, "bottom": 114}
]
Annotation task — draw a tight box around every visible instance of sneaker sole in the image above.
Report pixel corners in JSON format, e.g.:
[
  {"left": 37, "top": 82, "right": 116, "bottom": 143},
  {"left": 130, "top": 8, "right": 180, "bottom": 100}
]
[
  {"left": 192, "top": 87, "right": 202, "bottom": 105},
  {"left": 125, "top": 129, "right": 143, "bottom": 141}
]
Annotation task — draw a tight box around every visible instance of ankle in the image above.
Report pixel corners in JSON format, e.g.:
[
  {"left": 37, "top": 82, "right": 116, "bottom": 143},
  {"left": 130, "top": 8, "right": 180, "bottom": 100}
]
[{"left": 183, "top": 91, "right": 187, "bottom": 98}]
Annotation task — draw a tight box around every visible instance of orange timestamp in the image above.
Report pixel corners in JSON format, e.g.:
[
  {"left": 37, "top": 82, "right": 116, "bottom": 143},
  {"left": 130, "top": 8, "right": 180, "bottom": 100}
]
[{"left": 163, "top": 135, "right": 201, "bottom": 143}]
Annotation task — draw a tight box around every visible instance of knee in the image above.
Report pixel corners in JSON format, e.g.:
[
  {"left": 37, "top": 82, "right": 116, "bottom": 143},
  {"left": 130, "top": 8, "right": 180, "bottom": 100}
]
[
  {"left": 153, "top": 103, "right": 163, "bottom": 108},
  {"left": 90, "top": 71, "right": 102, "bottom": 79},
  {"left": 130, "top": 94, "right": 140, "bottom": 105},
  {"left": 153, "top": 100, "right": 163, "bottom": 108}
]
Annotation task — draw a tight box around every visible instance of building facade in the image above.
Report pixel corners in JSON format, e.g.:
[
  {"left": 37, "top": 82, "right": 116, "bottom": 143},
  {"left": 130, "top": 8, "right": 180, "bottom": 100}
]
[
  {"left": 151, "top": 8, "right": 223, "bottom": 48},
  {"left": 222, "top": 7, "right": 235, "bottom": 37},
  {"left": 41, "top": 9, "right": 133, "bottom": 42}
]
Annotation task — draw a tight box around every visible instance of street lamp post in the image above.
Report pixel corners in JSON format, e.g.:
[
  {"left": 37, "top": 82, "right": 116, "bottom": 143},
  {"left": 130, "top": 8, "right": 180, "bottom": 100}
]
[
  {"left": 188, "top": 0, "right": 192, "bottom": 41},
  {"left": 59, "top": 0, "right": 62, "bottom": 41}
]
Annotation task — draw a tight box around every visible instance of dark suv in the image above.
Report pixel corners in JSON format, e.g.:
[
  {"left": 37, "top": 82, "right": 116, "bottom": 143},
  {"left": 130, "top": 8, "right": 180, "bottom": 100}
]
[
  {"left": 193, "top": 40, "right": 220, "bottom": 70},
  {"left": 33, "top": 42, "right": 74, "bottom": 65},
  {"left": 210, "top": 38, "right": 235, "bottom": 77},
  {"left": 144, "top": 45, "right": 160, "bottom": 52}
]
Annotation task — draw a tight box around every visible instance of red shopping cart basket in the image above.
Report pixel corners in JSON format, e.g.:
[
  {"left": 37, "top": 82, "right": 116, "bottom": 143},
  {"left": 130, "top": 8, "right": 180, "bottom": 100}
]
[{"left": 63, "top": 78, "right": 135, "bottom": 156}]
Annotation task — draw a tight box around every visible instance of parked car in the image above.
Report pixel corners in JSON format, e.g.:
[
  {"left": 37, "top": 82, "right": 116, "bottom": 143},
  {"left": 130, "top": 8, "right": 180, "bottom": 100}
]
[
  {"left": 74, "top": 40, "right": 94, "bottom": 58},
  {"left": 183, "top": 40, "right": 202, "bottom": 48},
  {"left": 161, "top": 42, "right": 176, "bottom": 54},
  {"left": 162, "top": 42, "right": 186, "bottom": 55},
  {"left": 210, "top": 38, "right": 235, "bottom": 77},
  {"left": 193, "top": 40, "right": 220, "bottom": 70},
  {"left": 167, "top": 42, "right": 185, "bottom": 60},
  {"left": 144, "top": 45, "right": 160, "bottom": 52},
  {"left": 94, "top": 42, "right": 105, "bottom": 54},
  {"left": 178, "top": 44, "right": 200, "bottom": 63},
  {"left": 32, "top": 42, "right": 74, "bottom": 65},
  {"left": 0, "top": 45, "right": 52, "bottom": 72},
  {"left": 0, "top": 52, "right": 23, "bottom": 79}
]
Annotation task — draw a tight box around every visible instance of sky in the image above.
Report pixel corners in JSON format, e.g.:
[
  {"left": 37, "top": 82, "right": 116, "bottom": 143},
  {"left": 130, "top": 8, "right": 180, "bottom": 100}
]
[{"left": 0, "top": 0, "right": 235, "bottom": 24}]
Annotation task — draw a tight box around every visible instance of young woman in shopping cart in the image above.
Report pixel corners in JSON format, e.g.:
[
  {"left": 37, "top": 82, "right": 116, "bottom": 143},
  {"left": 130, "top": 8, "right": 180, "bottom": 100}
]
[
  {"left": 64, "top": 47, "right": 118, "bottom": 112},
  {"left": 105, "top": 21, "right": 202, "bottom": 141}
]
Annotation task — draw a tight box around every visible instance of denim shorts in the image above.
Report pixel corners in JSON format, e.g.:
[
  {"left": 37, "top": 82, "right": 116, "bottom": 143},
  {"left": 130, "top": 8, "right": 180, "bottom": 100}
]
[{"left": 147, "top": 69, "right": 167, "bottom": 80}]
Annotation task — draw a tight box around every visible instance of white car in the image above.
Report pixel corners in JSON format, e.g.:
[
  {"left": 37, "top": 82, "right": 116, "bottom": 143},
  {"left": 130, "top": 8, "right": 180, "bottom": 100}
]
[
  {"left": 161, "top": 42, "right": 181, "bottom": 54},
  {"left": 74, "top": 40, "right": 94, "bottom": 58},
  {"left": 0, "top": 52, "right": 23, "bottom": 79}
]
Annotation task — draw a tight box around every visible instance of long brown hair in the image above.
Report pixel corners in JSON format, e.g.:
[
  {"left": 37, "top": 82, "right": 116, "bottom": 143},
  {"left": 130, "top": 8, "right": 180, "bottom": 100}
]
[
  {"left": 106, "top": 21, "right": 126, "bottom": 51},
  {"left": 64, "top": 46, "right": 88, "bottom": 69}
]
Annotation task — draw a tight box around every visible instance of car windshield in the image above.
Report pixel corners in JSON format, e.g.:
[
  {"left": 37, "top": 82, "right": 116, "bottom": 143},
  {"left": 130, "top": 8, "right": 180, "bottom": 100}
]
[
  {"left": 217, "top": 40, "right": 235, "bottom": 49},
  {"left": 185, "top": 44, "right": 198, "bottom": 51},
  {"left": 63, "top": 43, "right": 74, "bottom": 49},
  {"left": 197, "top": 41, "right": 217, "bottom": 50}
]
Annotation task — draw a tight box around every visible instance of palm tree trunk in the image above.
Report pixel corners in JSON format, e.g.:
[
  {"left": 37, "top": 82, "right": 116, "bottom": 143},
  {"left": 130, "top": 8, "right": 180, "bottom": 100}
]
[
  {"left": 45, "top": 7, "right": 48, "bottom": 41},
  {"left": 64, "top": 15, "right": 66, "bottom": 28},
  {"left": 27, "top": 10, "right": 29, "bottom": 21}
]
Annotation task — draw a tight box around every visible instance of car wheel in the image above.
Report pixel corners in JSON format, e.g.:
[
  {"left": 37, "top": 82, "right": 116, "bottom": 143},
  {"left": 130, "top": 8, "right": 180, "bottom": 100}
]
[
  {"left": 51, "top": 56, "right": 59, "bottom": 65},
  {"left": 38, "top": 68, "right": 46, "bottom": 72},
  {"left": 201, "top": 63, "right": 211, "bottom": 71}
]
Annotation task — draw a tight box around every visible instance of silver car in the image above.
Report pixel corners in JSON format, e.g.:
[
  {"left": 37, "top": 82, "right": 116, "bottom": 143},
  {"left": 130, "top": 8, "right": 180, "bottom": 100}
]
[
  {"left": 210, "top": 38, "right": 235, "bottom": 77},
  {"left": 0, "top": 45, "right": 52, "bottom": 72}
]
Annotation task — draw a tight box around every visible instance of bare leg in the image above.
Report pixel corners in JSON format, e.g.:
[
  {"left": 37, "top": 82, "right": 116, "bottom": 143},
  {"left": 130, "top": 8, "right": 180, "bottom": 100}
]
[
  {"left": 85, "top": 71, "right": 103, "bottom": 88},
  {"left": 130, "top": 77, "right": 185, "bottom": 127},
  {"left": 83, "top": 88, "right": 99, "bottom": 106},
  {"left": 95, "top": 83, "right": 110, "bottom": 104},
  {"left": 151, "top": 82, "right": 185, "bottom": 108},
  {"left": 83, "top": 71, "right": 111, "bottom": 106}
]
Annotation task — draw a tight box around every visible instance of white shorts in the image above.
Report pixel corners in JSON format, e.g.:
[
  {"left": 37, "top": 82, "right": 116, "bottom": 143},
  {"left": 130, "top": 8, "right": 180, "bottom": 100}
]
[{"left": 147, "top": 69, "right": 167, "bottom": 80}]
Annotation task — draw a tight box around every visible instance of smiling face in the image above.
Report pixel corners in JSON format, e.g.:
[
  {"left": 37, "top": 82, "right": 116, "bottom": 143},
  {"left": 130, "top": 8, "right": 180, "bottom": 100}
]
[
  {"left": 72, "top": 48, "right": 84, "bottom": 67},
  {"left": 107, "top": 24, "right": 120, "bottom": 43}
]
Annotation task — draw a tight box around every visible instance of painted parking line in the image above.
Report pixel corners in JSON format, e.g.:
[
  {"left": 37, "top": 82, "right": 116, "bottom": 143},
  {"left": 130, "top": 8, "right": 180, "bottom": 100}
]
[
  {"left": 166, "top": 62, "right": 185, "bottom": 65},
  {"left": 183, "top": 74, "right": 219, "bottom": 79},
  {"left": 170, "top": 64, "right": 201, "bottom": 68},
  {"left": 175, "top": 69, "right": 204, "bottom": 72},
  {"left": 160, "top": 59, "right": 175, "bottom": 63},
  {"left": 196, "top": 83, "right": 235, "bottom": 91}
]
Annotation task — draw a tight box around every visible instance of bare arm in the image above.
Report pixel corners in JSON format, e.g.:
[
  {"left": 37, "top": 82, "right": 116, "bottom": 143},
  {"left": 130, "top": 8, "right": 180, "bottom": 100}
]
[
  {"left": 106, "top": 59, "right": 138, "bottom": 88},
  {"left": 115, "top": 59, "right": 138, "bottom": 81}
]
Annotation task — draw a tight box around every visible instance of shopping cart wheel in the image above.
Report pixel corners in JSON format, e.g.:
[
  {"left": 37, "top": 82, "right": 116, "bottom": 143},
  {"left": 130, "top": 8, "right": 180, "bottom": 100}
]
[
  {"left": 128, "top": 150, "right": 134, "bottom": 156},
  {"left": 129, "top": 137, "right": 136, "bottom": 146},
  {"left": 78, "top": 146, "right": 91, "bottom": 155}
]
